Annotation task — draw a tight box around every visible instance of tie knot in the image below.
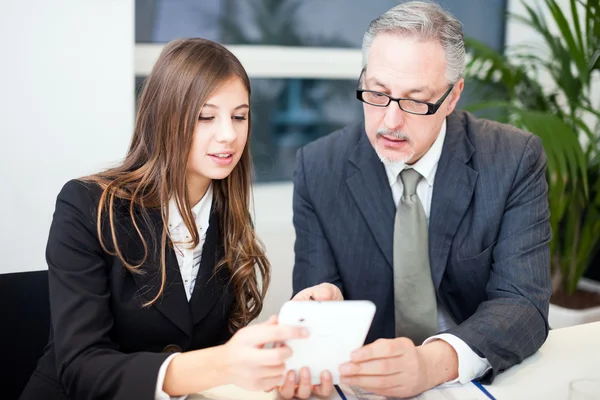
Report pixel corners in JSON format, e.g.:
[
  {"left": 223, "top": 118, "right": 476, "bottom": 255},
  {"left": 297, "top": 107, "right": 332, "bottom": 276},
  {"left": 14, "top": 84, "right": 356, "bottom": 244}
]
[{"left": 400, "top": 168, "right": 422, "bottom": 196}]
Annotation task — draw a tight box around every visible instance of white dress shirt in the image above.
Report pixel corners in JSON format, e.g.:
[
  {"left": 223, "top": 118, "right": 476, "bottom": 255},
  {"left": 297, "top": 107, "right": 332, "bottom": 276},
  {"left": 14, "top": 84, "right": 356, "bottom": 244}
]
[
  {"left": 155, "top": 185, "right": 213, "bottom": 400},
  {"left": 384, "top": 120, "right": 491, "bottom": 384}
]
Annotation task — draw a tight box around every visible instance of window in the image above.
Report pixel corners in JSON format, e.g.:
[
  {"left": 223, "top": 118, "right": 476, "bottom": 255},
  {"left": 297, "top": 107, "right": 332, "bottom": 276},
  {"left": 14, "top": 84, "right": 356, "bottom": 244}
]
[{"left": 135, "top": 0, "right": 507, "bottom": 182}]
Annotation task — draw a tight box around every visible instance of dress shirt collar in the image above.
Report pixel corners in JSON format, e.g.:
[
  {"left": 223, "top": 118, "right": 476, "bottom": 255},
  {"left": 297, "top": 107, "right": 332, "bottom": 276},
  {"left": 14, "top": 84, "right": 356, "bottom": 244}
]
[{"left": 167, "top": 184, "right": 213, "bottom": 232}]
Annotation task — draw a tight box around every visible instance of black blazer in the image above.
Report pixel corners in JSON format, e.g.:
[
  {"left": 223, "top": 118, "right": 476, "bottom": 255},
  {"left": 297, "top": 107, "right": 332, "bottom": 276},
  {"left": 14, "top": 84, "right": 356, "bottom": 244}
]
[{"left": 21, "top": 180, "right": 235, "bottom": 400}]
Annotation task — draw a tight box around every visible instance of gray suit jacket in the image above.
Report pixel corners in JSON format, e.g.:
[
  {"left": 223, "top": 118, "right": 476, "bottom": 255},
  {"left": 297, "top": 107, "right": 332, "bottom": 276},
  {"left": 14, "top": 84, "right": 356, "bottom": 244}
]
[{"left": 292, "top": 110, "right": 552, "bottom": 382}]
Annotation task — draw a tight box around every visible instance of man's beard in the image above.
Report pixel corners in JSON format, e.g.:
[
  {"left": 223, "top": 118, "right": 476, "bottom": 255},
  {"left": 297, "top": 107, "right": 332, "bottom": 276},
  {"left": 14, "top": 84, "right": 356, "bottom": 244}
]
[{"left": 375, "top": 128, "right": 415, "bottom": 165}]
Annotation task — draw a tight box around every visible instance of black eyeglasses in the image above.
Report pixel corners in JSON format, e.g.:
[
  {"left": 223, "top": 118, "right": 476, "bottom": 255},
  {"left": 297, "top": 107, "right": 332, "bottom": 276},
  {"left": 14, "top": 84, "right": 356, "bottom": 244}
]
[{"left": 356, "top": 84, "right": 454, "bottom": 116}]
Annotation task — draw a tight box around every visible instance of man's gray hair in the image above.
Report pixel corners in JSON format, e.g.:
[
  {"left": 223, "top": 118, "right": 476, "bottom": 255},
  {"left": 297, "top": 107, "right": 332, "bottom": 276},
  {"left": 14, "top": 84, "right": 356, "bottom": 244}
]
[{"left": 362, "top": 1, "right": 465, "bottom": 84}]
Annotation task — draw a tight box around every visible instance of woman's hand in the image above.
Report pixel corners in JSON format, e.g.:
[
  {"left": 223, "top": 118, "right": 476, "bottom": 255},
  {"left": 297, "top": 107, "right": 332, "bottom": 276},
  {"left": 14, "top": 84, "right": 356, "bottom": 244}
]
[
  {"left": 277, "top": 368, "right": 335, "bottom": 399},
  {"left": 274, "top": 283, "right": 343, "bottom": 398},
  {"left": 221, "top": 316, "right": 309, "bottom": 391}
]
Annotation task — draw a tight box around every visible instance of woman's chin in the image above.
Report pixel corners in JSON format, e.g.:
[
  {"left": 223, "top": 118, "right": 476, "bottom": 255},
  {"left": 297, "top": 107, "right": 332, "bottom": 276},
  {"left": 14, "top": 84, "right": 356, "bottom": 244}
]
[{"left": 204, "top": 167, "right": 235, "bottom": 181}]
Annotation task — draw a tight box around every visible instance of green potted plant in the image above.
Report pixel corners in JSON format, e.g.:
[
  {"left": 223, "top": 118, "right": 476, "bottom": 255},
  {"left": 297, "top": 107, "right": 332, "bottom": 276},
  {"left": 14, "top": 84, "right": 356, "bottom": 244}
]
[{"left": 464, "top": 0, "right": 600, "bottom": 327}]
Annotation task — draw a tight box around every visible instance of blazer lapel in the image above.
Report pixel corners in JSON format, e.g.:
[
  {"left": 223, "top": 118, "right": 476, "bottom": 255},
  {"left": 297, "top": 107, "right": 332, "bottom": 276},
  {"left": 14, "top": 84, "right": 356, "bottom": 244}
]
[
  {"left": 127, "top": 207, "right": 193, "bottom": 336},
  {"left": 189, "top": 207, "right": 231, "bottom": 325},
  {"left": 346, "top": 132, "right": 396, "bottom": 269},
  {"left": 429, "top": 112, "right": 479, "bottom": 290}
]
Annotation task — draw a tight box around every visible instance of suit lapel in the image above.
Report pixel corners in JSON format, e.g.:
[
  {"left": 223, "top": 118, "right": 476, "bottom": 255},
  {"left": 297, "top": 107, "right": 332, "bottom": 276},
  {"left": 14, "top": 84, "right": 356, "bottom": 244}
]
[
  {"left": 346, "top": 132, "right": 396, "bottom": 269},
  {"left": 189, "top": 208, "right": 230, "bottom": 325},
  {"left": 127, "top": 207, "right": 193, "bottom": 336},
  {"left": 429, "top": 112, "right": 479, "bottom": 290}
]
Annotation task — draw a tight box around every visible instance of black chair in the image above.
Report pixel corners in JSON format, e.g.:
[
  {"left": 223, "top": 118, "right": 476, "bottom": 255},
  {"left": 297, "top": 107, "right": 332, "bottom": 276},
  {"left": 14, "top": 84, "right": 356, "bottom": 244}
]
[{"left": 0, "top": 270, "right": 51, "bottom": 400}]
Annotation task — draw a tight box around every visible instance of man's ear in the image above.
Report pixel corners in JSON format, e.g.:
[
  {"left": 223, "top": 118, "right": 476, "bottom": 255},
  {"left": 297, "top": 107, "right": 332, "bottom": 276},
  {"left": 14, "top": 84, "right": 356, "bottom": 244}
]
[{"left": 446, "top": 78, "right": 464, "bottom": 116}]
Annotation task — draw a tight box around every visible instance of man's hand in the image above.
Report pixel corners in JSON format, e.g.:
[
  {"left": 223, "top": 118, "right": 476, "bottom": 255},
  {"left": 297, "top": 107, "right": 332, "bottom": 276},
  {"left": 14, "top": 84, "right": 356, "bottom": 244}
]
[
  {"left": 339, "top": 338, "right": 459, "bottom": 398},
  {"left": 292, "top": 283, "right": 343, "bottom": 301}
]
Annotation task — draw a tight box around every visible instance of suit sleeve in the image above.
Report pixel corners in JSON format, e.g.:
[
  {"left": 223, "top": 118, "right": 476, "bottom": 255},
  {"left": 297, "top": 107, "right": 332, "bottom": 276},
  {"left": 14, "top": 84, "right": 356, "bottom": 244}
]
[
  {"left": 447, "top": 135, "right": 552, "bottom": 382},
  {"left": 292, "top": 147, "right": 344, "bottom": 297},
  {"left": 47, "top": 180, "right": 171, "bottom": 399}
]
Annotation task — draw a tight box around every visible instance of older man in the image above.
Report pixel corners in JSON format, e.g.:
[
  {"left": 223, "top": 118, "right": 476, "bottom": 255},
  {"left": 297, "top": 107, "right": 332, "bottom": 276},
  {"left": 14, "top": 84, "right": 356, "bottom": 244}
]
[{"left": 284, "top": 1, "right": 552, "bottom": 398}]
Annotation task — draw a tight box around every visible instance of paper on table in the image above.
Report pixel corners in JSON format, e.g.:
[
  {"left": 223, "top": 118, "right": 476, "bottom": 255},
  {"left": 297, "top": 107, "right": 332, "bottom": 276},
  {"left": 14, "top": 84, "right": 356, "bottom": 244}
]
[{"left": 324, "top": 382, "right": 490, "bottom": 400}]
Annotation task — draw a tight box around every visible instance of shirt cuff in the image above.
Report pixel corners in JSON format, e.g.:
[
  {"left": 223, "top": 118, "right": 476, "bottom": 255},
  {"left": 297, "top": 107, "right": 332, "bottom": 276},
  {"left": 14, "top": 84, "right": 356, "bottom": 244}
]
[
  {"left": 423, "top": 333, "right": 492, "bottom": 385},
  {"left": 155, "top": 353, "right": 188, "bottom": 400}
]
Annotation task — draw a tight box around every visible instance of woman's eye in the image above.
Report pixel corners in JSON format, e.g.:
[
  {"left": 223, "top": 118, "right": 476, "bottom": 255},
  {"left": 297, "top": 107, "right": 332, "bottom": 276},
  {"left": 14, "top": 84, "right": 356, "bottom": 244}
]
[
  {"left": 198, "top": 116, "right": 214, "bottom": 121},
  {"left": 233, "top": 116, "right": 247, "bottom": 121}
]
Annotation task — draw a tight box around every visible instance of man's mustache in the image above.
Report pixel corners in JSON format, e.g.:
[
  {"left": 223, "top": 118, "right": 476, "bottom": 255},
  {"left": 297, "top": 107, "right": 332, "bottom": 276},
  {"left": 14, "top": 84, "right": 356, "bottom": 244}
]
[{"left": 376, "top": 129, "right": 411, "bottom": 143}]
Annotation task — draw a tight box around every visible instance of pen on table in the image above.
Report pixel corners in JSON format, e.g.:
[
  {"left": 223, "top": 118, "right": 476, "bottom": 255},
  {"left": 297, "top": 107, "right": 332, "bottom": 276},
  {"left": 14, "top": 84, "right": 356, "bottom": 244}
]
[
  {"left": 472, "top": 381, "right": 496, "bottom": 400},
  {"left": 308, "top": 295, "right": 347, "bottom": 399},
  {"left": 335, "top": 384, "right": 348, "bottom": 400}
]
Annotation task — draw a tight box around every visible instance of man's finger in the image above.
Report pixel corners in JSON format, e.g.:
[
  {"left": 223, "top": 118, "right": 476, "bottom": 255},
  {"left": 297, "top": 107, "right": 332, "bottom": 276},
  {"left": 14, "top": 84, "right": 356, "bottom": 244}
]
[
  {"left": 312, "top": 283, "right": 342, "bottom": 301},
  {"left": 313, "top": 370, "right": 334, "bottom": 397},
  {"left": 294, "top": 367, "right": 313, "bottom": 399},
  {"left": 340, "top": 374, "right": 399, "bottom": 390},
  {"left": 339, "top": 356, "right": 402, "bottom": 376},
  {"left": 292, "top": 283, "right": 342, "bottom": 302},
  {"left": 291, "top": 288, "right": 315, "bottom": 301},
  {"left": 277, "top": 370, "right": 297, "bottom": 399},
  {"left": 351, "top": 337, "right": 412, "bottom": 362}
]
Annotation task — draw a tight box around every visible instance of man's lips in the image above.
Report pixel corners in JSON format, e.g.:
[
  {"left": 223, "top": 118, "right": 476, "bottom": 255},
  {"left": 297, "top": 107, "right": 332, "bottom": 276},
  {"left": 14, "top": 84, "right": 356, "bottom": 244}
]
[{"left": 380, "top": 135, "right": 409, "bottom": 148}]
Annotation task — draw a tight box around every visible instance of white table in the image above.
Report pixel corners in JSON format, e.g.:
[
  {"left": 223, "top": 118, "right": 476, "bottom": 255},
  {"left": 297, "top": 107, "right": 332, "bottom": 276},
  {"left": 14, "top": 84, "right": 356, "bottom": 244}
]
[
  {"left": 190, "top": 322, "right": 600, "bottom": 400},
  {"left": 483, "top": 321, "right": 600, "bottom": 399}
]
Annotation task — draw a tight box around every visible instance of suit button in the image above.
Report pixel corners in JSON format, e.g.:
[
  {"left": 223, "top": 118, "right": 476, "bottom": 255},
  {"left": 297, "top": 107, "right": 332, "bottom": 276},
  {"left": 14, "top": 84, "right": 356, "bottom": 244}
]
[{"left": 162, "top": 344, "right": 182, "bottom": 353}]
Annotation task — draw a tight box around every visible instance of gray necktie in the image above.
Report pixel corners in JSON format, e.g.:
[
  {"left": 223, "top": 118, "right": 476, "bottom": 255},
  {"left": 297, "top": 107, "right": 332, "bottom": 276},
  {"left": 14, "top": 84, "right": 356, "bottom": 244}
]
[{"left": 393, "top": 168, "right": 438, "bottom": 344}]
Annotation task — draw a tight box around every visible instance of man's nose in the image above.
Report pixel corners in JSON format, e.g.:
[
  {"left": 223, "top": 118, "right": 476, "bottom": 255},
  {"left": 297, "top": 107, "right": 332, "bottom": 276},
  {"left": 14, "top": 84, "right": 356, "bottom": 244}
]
[{"left": 383, "top": 101, "right": 406, "bottom": 130}]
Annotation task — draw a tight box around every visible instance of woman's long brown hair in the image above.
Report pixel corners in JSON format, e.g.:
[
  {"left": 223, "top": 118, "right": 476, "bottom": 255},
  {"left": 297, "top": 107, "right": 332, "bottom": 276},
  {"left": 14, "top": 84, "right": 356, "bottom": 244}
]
[{"left": 83, "top": 38, "right": 269, "bottom": 332}]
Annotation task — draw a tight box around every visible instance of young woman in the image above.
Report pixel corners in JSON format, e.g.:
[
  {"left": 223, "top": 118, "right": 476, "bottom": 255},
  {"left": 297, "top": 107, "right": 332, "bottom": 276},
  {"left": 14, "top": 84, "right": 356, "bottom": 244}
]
[{"left": 20, "top": 38, "right": 310, "bottom": 400}]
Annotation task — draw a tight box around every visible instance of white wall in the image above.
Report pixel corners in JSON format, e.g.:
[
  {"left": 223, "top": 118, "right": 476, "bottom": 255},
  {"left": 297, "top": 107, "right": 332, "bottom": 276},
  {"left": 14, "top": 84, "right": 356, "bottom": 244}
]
[
  {"left": 0, "top": 0, "right": 134, "bottom": 274},
  {"left": 251, "top": 183, "right": 296, "bottom": 321},
  {"left": 505, "top": 0, "right": 582, "bottom": 47}
]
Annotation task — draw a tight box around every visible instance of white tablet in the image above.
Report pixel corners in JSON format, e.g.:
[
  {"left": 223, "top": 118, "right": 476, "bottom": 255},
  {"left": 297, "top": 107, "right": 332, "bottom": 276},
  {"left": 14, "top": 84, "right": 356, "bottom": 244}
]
[{"left": 278, "top": 300, "right": 376, "bottom": 385}]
